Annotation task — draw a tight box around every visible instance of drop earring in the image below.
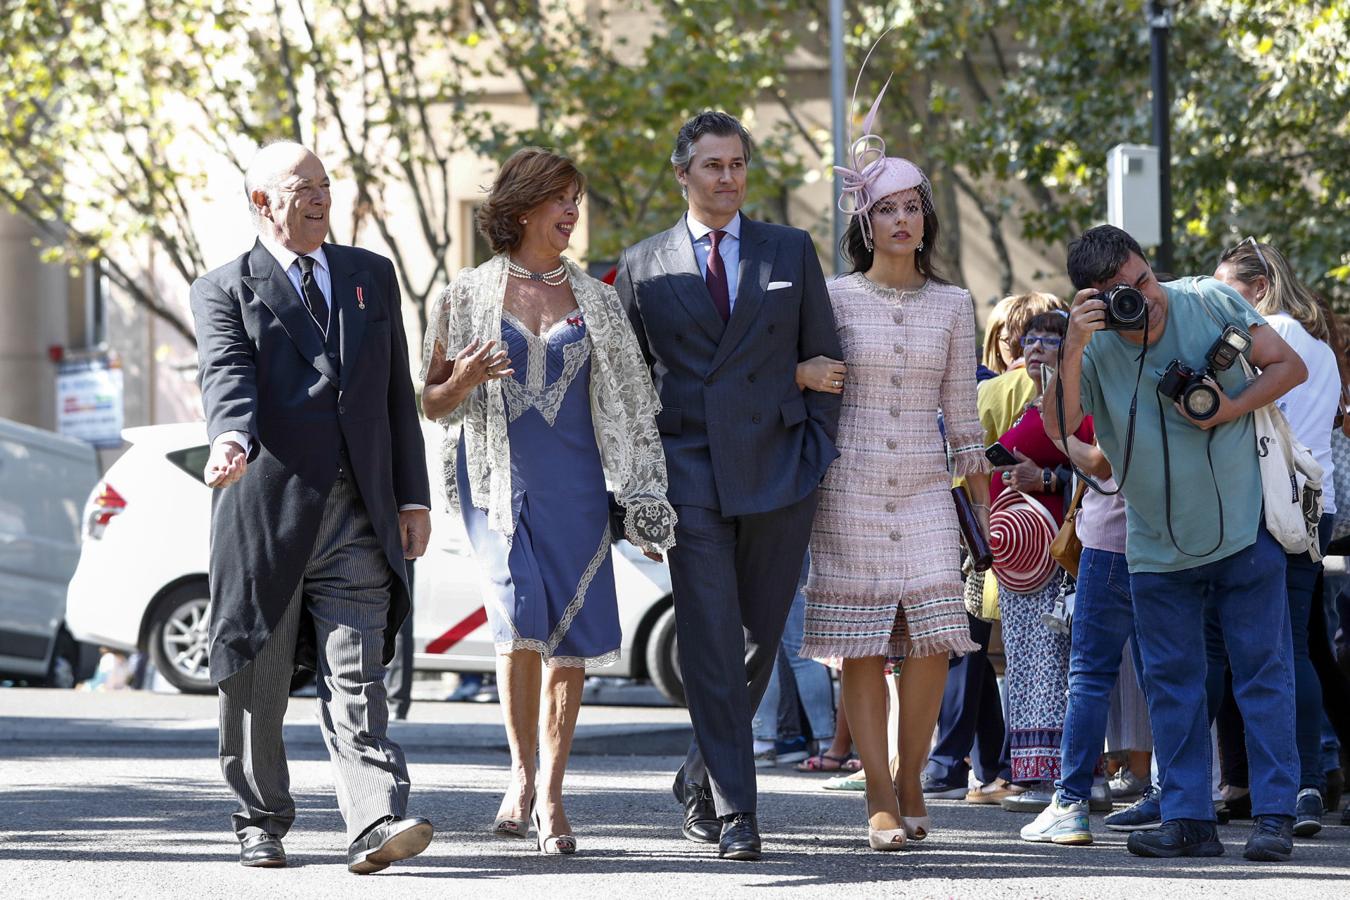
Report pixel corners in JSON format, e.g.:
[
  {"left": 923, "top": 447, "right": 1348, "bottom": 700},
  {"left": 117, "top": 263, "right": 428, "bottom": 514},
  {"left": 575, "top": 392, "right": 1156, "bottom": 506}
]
[{"left": 917, "top": 241, "right": 925, "bottom": 252}]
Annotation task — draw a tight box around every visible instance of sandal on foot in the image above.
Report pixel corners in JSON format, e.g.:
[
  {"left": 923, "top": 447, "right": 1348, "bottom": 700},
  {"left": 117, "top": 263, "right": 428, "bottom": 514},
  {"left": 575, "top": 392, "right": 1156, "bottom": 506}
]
[{"left": 796, "top": 752, "right": 861, "bottom": 773}]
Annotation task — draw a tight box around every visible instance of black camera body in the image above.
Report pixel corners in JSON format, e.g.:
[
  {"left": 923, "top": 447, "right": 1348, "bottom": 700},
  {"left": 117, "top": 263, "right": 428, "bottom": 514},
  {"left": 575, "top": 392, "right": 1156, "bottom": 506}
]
[
  {"left": 1157, "top": 325, "right": 1252, "bottom": 421},
  {"left": 1096, "top": 284, "right": 1148, "bottom": 332},
  {"left": 1158, "top": 361, "right": 1220, "bottom": 420}
]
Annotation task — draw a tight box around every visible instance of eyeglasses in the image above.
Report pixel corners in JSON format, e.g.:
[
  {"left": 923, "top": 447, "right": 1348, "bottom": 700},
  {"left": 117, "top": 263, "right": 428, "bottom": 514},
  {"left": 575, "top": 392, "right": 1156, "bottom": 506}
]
[{"left": 1021, "top": 335, "right": 1062, "bottom": 349}]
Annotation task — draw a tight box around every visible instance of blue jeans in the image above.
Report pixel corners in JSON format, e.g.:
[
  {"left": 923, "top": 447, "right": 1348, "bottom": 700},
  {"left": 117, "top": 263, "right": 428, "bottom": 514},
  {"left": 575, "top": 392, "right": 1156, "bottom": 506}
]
[
  {"left": 753, "top": 557, "right": 836, "bottom": 744},
  {"left": 1207, "top": 514, "right": 1335, "bottom": 791},
  {"left": 1130, "top": 528, "right": 1296, "bottom": 822},
  {"left": 1056, "top": 548, "right": 1143, "bottom": 804}
]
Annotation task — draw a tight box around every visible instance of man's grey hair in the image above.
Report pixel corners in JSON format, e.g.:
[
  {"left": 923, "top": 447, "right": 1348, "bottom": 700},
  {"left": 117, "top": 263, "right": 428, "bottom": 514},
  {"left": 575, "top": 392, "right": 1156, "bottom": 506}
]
[
  {"left": 670, "top": 111, "right": 754, "bottom": 198},
  {"left": 243, "top": 140, "right": 312, "bottom": 227}
]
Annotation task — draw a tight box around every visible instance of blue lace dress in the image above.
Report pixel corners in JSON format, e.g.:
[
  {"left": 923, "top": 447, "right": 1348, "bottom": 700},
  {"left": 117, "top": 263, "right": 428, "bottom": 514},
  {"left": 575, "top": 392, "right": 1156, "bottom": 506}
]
[{"left": 454, "top": 308, "right": 621, "bottom": 667}]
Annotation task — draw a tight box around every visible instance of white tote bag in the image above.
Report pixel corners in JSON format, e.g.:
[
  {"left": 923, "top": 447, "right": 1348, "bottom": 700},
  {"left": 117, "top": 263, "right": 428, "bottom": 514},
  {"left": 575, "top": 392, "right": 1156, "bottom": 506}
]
[{"left": 1242, "top": 357, "right": 1325, "bottom": 559}]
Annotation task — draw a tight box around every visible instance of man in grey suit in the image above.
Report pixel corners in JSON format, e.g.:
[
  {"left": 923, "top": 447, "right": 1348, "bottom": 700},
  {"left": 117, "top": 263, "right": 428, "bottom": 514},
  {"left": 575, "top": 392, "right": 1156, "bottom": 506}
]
[
  {"left": 190, "top": 142, "right": 433, "bottom": 874},
  {"left": 614, "top": 111, "right": 843, "bottom": 860}
]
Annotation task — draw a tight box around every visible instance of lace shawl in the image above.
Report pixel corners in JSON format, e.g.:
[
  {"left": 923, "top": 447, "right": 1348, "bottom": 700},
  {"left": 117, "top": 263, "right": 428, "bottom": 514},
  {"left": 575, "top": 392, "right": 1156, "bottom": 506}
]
[{"left": 421, "top": 253, "right": 677, "bottom": 554}]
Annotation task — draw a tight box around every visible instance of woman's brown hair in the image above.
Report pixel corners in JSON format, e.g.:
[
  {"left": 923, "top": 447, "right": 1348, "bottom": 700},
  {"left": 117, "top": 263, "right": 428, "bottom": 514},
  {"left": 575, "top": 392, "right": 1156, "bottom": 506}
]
[{"left": 475, "top": 148, "right": 587, "bottom": 255}]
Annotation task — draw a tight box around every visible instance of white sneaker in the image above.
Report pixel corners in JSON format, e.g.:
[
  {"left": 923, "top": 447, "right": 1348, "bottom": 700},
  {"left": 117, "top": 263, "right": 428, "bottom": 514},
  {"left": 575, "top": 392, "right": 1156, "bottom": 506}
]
[{"left": 1020, "top": 793, "right": 1092, "bottom": 845}]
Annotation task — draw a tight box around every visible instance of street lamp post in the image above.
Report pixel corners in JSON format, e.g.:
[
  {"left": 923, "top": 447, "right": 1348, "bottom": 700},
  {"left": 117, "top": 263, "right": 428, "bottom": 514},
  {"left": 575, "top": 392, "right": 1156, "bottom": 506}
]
[
  {"left": 1149, "top": 0, "right": 1173, "bottom": 272},
  {"left": 829, "top": 0, "right": 847, "bottom": 275}
]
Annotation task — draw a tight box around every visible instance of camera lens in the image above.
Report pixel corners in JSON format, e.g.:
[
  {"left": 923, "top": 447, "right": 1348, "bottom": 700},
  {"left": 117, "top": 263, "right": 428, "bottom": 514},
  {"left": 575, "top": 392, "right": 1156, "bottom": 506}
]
[
  {"left": 1182, "top": 383, "right": 1220, "bottom": 420},
  {"left": 1110, "top": 287, "right": 1145, "bottom": 321}
]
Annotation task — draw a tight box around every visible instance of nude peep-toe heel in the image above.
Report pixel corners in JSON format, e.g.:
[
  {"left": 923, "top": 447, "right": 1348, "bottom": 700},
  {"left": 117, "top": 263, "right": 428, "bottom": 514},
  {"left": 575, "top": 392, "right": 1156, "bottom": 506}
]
[
  {"left": 867, "top": 804, "right": 906, "bottom": 852},
  {"left": 532, "top": 806, "right": 577, "bottom": 855},
  {"left": 491, "top": 793, "right": 534, "bottom": 839},
  {"left": 903, "top": 815, "right": 932, "bottom": 841},
  {"left": 869, "top": 824, "right": 907, "bottom": 851}
]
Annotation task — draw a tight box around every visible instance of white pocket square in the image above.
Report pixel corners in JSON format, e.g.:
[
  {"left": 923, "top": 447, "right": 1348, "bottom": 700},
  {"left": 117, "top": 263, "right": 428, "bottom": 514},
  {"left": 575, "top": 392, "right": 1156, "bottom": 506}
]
[{"left": 767, "top": 280, "right": 793, "bottom": 291}]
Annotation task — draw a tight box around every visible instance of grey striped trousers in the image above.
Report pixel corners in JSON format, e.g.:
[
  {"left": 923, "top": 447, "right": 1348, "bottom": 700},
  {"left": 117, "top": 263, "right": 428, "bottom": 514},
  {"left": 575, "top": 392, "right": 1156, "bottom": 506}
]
[{"left": 217, "top": 475, "right": 410, "bottom": 844}]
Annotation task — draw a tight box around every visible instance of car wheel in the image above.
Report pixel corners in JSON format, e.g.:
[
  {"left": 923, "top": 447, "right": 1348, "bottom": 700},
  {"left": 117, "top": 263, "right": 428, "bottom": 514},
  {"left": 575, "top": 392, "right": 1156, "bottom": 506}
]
[
  {"left": 147, "top": 583, "right": 216, "bottom": 694},
  {"left": 644, "top": 604, "right": 685, "bottom": 707}
]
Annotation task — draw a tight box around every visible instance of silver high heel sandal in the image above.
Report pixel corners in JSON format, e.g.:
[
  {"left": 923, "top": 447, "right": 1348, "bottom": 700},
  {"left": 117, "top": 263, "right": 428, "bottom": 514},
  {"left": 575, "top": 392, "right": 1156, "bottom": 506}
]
[{"left": 532, "top": 805, "right": 577, "bottom": 855}]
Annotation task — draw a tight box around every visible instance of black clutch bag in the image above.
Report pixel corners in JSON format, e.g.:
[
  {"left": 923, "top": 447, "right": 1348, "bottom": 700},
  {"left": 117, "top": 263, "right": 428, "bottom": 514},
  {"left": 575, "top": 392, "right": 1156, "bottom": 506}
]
[{"left": 952, "top": 484, "right": 993, "bottom": 572}]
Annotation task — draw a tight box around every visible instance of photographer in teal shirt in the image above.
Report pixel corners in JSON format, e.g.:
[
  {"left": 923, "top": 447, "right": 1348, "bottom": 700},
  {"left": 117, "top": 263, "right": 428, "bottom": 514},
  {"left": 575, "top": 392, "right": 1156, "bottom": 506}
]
[{"left": 1045, "top": 226, "right": 1307, "bottom": 862}]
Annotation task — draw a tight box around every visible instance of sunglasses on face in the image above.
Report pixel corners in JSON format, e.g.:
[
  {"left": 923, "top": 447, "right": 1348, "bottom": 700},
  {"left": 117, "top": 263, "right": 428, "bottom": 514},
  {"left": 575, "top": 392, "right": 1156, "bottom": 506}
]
[{"left": 1021, "top": 335, "right": 1062, "bottom": 349}]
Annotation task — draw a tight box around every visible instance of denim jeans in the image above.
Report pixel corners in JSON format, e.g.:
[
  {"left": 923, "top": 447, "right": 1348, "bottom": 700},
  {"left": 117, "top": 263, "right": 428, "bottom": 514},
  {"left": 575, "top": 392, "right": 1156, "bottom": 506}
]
[
  {"left": 1056, "top": 547, "right": 1142, "bottom": 804},
  {"left": 753, "top": 557, "right": 836, "bottom": 744},
  {"left": 1130, "top": 527, "right": 1296, "bottom": 822},
  {"left": 1205, "top": 515, "right": 1332, "bottom": 790}
]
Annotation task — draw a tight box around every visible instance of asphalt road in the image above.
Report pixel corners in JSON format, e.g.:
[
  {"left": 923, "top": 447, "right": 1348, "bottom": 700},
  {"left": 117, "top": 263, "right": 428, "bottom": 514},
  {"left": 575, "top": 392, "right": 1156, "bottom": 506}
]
[{"left": 2, "top": 688, "right": 1347, "bottom": 898}]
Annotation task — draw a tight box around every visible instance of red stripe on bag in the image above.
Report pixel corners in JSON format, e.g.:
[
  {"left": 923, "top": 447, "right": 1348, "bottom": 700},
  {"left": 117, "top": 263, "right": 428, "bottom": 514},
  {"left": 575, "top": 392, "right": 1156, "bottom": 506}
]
[{"left": 426, "top": 606, "right": 489, "bottom": 654}]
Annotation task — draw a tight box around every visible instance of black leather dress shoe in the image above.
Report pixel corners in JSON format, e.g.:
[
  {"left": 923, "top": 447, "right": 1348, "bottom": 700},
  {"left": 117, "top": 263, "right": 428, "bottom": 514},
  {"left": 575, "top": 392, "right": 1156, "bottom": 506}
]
[
  {"left": 718, "top": 812, "right": 761, "bottom": 861},
  {"left": 673, "top": 774, "right": 720, "bottom": 844},
  {"left": 347, "top": 816, "right": 434, "bottom": 874},
  {"left": 240, "top": 833, "right": 286, "bottom": 868}
]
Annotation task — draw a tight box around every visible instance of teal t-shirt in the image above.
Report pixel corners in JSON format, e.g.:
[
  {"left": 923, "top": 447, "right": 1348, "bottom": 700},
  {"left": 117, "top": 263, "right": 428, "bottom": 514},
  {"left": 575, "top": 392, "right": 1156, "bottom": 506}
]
[{"left": 1078, "top": 276, "right": 1265, "bottom": 573}]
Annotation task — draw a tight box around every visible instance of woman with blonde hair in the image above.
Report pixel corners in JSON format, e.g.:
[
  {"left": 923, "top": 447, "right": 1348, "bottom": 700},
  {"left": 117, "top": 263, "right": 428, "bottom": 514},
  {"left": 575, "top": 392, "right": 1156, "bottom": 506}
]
[
  {"left": 1214, "top": 238, "right": 1338, "bottom": 835},
  {"left": 982, "top": 292, "right": 1063, "bottom": 376},
  {"left": 422, "top": 147, "right": 675, "bottom": 854}
]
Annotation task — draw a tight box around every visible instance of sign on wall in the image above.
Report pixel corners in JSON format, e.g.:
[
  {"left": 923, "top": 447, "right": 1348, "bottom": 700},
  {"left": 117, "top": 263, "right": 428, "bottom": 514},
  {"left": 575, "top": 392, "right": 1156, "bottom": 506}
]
[{"left": 56, "top": 356, "right": 124, "bottom": 448}]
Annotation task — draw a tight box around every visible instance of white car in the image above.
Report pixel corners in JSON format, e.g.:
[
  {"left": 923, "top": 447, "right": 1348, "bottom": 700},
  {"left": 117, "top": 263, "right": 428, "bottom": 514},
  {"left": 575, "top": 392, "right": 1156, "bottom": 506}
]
[{"left": 65, "top": 422, "right": 684, "bottom": 703}]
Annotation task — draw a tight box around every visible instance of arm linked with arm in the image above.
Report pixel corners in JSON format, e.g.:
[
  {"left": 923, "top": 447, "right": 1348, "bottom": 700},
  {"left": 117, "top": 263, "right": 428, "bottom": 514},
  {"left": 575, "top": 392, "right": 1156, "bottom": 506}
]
[{"left": 797, "top": 234, "right": 843, "bottom": 441}]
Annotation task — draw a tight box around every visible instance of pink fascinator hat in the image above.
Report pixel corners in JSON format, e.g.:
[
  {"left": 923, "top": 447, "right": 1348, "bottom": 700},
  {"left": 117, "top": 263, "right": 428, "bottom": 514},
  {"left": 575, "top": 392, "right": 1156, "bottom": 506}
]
[{"left": 834, "top": 37, "right": 933, "bottom": 251}]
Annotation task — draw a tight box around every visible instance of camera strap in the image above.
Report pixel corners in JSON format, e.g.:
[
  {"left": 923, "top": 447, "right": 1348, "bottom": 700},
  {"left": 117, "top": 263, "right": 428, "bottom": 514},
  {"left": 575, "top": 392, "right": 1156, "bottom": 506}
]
[
  {"left": 1156, "top": 392, "right": 1226, "bottom": 557},
  {"left": 1052, "top": 318, "right": 1150, "bottom": 496}
]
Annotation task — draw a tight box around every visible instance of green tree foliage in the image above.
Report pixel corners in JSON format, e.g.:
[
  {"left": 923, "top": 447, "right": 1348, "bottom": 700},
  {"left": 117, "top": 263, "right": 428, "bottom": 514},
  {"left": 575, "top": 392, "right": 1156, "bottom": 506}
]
[
  {"left": 0, "top": 0, "right": 474, "bottom": 342},
  {"left": 828, "top": 0, "right": 1350, "bottom": 304},
  {"left": 2, "top": 0, "right": 1346, "bottom": 350}
]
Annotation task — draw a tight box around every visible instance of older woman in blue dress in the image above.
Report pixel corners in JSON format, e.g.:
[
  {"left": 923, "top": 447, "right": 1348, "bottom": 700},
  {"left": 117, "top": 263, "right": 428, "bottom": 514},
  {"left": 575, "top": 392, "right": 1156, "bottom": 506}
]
[{"left": 422, "top": 148, "right": 675, "bottom": 854}]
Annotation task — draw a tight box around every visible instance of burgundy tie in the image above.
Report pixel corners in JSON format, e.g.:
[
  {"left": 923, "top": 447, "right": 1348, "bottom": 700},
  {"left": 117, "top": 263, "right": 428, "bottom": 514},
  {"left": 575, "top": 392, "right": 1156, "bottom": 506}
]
[{"left": 705, "top": 229, "right": 730, "bottom": 323}]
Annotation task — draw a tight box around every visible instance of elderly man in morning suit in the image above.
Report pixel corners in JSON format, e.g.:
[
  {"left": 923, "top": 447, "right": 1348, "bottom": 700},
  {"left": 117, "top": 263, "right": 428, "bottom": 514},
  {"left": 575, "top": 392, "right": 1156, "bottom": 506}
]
[
  {"left": 614, "top": 111, "right": 843, "bottom": 860},
  {"left": 190, "top": 141, "right": 433, "bottom": 874}
]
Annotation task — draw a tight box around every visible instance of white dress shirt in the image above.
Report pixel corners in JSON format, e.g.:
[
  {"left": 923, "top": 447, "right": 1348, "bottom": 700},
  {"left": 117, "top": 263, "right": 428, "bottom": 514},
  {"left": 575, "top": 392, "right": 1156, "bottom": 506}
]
[{"left": 687, "top": 211, "right": 742, "bottom": 311}]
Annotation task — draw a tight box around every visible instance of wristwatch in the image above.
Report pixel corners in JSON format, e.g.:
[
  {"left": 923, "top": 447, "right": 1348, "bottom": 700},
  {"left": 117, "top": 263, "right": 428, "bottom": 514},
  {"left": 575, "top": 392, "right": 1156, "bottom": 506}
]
[{"left": 1042, "top": 468, "right": 1053, "bottom": 491}]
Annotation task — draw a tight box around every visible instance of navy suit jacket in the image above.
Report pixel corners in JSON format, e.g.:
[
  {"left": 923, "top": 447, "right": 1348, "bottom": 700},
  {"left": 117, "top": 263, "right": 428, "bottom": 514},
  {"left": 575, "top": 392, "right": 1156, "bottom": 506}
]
[{"left": 614, "top": 216, "right": 842, "bottom": 516}]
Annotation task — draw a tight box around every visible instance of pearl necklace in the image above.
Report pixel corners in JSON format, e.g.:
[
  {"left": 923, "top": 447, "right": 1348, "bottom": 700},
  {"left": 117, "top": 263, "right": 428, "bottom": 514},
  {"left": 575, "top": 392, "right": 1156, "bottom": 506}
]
[{"left": 507, "top": 257, "right": 568, "bottom": 286}]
